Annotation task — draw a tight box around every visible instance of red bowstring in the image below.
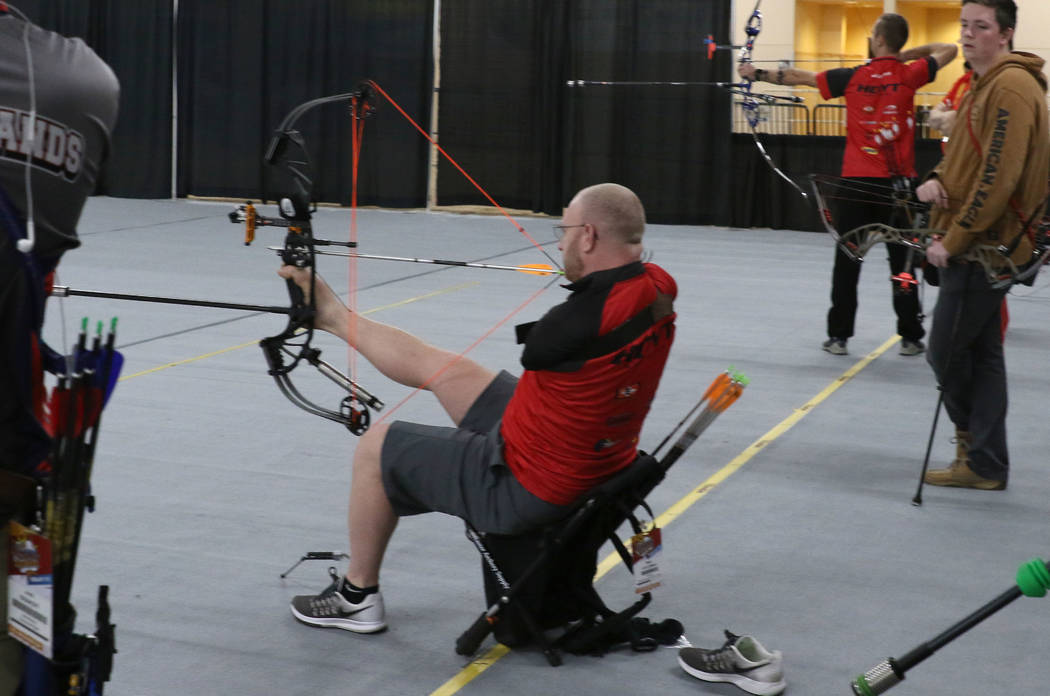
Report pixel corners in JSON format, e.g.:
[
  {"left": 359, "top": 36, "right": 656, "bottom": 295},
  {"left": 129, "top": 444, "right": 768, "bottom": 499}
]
[
  {"left": 343, "top": 81, "right": 558, "bottom": 425},
  {"left": 347, "top": 95, "right": 366, "bottom": 390},
  {"left": 374, "top": 281, "right": 555, "bottom": 427},
  {"left": 364, "top": 80, "right": 559, "bottom": 267}
]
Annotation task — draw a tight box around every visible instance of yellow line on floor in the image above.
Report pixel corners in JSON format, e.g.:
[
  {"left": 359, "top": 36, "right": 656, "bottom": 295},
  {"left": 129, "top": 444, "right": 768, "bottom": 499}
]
[
  {"left": 430, "top": 334, "right": 901, "bottom": 696},
  {"left": 594, "top": 334, "right": 901, "bottom": 577},
  {"left": 116, "top": 282, "right": 479, "bottom": 381}
]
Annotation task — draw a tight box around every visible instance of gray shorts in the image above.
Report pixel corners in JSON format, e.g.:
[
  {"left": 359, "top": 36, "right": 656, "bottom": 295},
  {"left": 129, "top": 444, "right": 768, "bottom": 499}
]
[{"left": 380, "top": 370, "right": 570, "bottom": 534}]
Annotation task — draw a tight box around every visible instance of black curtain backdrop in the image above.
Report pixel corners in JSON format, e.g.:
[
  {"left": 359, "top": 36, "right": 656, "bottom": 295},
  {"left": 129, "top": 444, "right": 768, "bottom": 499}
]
[
  {"left": 438, "top": 0, "right": 732, "bottom": 224},
  {"left": 11, "top": 0, "right": 173, "bottom": 198},
  {"left": 176, "top": 0, "right": 433, "bottom": 207},
  {"left": 8, "top": 2, "right": 948, "bottom": 227}
]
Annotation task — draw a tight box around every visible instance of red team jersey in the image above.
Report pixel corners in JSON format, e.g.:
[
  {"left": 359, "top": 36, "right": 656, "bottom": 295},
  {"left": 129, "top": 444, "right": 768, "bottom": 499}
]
[
  {"left": 501, "top": 262, "right": 676, "bottom": 506},
  {"left": 817, "top": 56, "right": 938, "bottom": 178}
]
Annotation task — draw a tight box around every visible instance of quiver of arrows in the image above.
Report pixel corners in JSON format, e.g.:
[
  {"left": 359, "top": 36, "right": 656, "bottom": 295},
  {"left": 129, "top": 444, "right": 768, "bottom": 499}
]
[{"left": 14, "top": 318, "right": 123, "bottom": 696}]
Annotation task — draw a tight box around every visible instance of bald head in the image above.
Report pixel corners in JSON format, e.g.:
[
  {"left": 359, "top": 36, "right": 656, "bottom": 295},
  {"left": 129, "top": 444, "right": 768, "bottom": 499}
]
[{"left": 571, "top": 183, "right": 646, "bottom": 246}]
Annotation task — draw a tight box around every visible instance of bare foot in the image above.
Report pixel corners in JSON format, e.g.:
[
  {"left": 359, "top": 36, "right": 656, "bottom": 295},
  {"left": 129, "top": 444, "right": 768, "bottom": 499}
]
[{"left": 276, "top": 265, "right": 351, "bottom": 338}]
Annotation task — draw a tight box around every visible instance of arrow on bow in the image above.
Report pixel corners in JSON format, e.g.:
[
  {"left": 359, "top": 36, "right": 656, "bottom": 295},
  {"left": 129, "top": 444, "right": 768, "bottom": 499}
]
[{"left": 260, "top": 244, "right": 563, "bottom": 276}]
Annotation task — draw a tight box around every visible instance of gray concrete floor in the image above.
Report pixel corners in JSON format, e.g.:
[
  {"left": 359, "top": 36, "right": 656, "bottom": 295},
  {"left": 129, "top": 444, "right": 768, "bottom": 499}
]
[{"left": 40, "top": 196, "right": 1050, "bottom": 695}]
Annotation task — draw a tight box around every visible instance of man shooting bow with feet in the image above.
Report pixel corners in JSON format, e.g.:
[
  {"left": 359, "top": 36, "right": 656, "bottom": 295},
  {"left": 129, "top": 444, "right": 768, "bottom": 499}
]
[{"left": 279, "top": 182, "right": 677, "bottom": 633}]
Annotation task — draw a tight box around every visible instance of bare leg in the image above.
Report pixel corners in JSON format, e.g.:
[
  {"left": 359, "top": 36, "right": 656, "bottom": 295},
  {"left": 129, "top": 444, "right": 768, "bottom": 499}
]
[
  {"left": 278, "top": 266, "right": 496, "bottom": 424},
  {"left": 345, "top": 423, "right": 397, "bottom": 587},
  {"left": 277, "top": 268, "right": 500, "bottom": 587}
]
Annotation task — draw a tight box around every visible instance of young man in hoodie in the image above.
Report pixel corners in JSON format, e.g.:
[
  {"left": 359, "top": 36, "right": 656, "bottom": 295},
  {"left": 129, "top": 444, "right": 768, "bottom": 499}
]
[{"left": 917, "top": 0, "right": 1048, "bottom": 490}]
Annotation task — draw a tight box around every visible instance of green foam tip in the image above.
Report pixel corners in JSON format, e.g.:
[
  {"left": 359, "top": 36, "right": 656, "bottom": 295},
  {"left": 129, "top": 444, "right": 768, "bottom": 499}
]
[{"left": 1016, "top": 558, "right": 1050, "bottom": 598}]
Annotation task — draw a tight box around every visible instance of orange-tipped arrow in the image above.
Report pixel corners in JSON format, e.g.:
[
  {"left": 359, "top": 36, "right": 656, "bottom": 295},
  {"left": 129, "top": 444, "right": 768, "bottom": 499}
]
[
  {"left": 269, "top": 247, "right": 563, "bottom": 276},
  {"left": 652, "top": 368, "right": 749, "bottom": 460}
]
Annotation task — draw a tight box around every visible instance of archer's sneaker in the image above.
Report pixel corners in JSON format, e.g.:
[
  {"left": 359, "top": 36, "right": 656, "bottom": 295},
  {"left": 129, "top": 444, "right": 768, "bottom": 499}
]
[
  {"left": 899, "top": 339, "right": 925, "bottom": 356},
  {"left": 678, "top": 631, "right": 786, "bottom": 695},
  {"left": 822, "top": 338, "right": 848, "bottom": 355},
  {"left": 290, "top": 569, "right": 387, "bottom": 633},
  {"left": 923, "top": 459, "right": 1006, "bottom": 491}
]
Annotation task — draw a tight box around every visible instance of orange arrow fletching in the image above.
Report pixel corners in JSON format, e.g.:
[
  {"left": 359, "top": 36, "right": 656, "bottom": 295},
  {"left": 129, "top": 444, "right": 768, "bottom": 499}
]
[{"left": 517, "top": 263, "right": 561, "bottom": 276}]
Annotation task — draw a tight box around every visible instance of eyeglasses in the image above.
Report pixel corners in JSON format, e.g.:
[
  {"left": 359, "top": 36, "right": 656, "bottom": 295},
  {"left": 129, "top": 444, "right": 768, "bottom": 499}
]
[{"left": 552, "top": 223, "right": 588, "bottom": 241}]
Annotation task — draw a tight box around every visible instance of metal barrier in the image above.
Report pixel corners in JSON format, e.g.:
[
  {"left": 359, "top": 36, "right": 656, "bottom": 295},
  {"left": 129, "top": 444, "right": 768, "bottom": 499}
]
[
  {"left": 811, "top": 104, "right": 846, "bottom": 136},
  {"left": 732, "top": 100, "right": 810, "bottom": 135},
  {"left": 733, "top": 96, "right": 945, "bottom": 138}
]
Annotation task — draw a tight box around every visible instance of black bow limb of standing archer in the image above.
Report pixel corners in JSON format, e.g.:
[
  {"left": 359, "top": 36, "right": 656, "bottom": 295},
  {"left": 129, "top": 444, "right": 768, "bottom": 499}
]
[
  {"left": 228, "top": 83, "right": 384, "bottom": 435},
  {"left": 809, "top": 173, "right": 1050, "bottom": 290}
]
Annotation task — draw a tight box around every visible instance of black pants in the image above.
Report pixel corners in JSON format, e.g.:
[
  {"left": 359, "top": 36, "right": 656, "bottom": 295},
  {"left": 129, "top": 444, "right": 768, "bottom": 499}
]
[
  {"left": 826, "top": 177, "right": 925, "bottom": 342},
  {"left": 926, "top": 263, "right": 1009, "bottom": 481}
]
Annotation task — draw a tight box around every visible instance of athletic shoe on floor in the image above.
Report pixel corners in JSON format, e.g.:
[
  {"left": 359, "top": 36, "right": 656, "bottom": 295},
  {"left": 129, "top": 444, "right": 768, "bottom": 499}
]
[
  {"left": 678, "top": 630, "right": 786, "bottom": 695},
  {"left": 290, "top": 569, "right": 387, "bottom": 633},
  {"left": 822, "top": 338, "right": 847, "bottom": 355},
  {"left": 899, "top": 339, "right": 925, "bottom": 356}
]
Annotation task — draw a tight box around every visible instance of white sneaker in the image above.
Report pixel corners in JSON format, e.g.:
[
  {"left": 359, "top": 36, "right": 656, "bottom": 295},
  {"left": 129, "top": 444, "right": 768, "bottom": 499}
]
[
  {"left": 678, "top": 630, "right": 786, "bottom": 695},
  {"left": 289, "top": 569, "right": 386, "bottom": 634}
]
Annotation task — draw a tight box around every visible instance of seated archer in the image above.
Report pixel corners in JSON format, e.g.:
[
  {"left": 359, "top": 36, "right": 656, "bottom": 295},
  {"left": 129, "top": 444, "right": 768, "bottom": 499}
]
[{"left": 280, "top": 182, "right": 677, "bottom": 634}]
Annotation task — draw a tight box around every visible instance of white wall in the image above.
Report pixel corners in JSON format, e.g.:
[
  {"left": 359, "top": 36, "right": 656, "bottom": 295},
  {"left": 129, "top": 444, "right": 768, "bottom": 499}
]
[{"left": 731, "top": 0, "right": 1050, "bottom": 68}]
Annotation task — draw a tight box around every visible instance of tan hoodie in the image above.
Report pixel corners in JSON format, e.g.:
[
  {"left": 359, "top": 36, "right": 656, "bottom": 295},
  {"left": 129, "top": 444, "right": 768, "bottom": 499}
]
[{"left": 929, "top": 51, "right": 1049, "bottom": 266}]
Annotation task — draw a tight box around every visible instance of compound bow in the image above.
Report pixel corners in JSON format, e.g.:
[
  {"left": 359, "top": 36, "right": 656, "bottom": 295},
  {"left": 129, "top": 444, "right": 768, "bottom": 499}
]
[
  {"left": 229, "top": 84, "right": 384, "bottom": 435},
  {"left": 809, "top": 173, "right": 1050, "bottom": 290}
]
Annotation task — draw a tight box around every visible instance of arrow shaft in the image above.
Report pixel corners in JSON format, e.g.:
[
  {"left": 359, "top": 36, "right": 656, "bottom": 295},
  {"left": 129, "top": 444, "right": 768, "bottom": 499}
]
[
  {"left": 270, "top": 247, "right": 561, "bottom": 275},
  {"left": 51, "top": 286, "right": 292, "bottom": 315},
  {"left": 568, "top": 80, "right": 737, "bottom": 87}
]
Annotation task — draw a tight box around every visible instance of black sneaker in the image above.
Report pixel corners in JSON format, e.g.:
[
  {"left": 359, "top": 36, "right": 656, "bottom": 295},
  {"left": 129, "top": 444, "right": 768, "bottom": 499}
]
[
  {"left": 822, "top": 338, "right": 848, "bottom": 355},
  {"left": 678, "top": 630, "right": 786, "bottom": 695},
  {"left": 899, "top": 339, "right": 925, "bottom": 356},
  {"left": 289, "top": 568, "right": 386, "bottom": 633}
]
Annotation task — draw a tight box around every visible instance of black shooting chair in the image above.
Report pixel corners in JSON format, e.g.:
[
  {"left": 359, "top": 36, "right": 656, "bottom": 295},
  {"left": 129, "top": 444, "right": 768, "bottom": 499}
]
[{"left": 456, "top": 452, "right": 672, "bottom": 666}]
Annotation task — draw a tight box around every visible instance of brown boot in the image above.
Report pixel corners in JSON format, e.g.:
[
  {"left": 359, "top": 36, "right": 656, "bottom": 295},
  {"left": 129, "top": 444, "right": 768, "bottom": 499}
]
[
  {"left": 924, "top": 431, "right": 1006, "bottom": 490},
  {"left": 952, "top": 430, "right": 973, "bottom": 466}
]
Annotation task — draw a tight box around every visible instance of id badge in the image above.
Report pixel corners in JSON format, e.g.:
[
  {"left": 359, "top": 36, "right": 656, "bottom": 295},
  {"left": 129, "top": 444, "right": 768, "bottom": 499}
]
[
  {"left": 630, "top": 526, "right": 663, "bottom": 594},
  {"left": 6, "top": 521, "right": 54, "bottom": 658}
]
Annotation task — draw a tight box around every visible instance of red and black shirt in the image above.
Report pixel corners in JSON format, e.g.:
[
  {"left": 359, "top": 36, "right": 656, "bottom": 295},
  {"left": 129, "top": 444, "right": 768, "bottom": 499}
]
[
  {"left": 817, "top": 55, "right": 938, "bottom": 178},
  {"left": 501, "top": 261, "right": 676, "bottom": 505}
]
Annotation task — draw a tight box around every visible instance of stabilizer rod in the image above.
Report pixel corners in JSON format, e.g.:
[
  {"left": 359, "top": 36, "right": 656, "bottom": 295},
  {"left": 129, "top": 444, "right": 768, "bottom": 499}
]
[{"left": 851, "top": 558, "right": 1050, "bottom": 694}]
